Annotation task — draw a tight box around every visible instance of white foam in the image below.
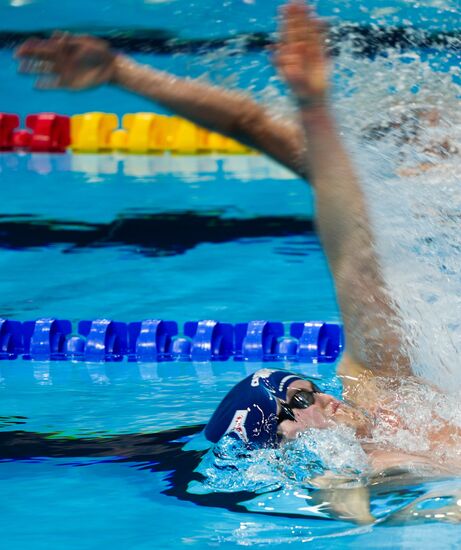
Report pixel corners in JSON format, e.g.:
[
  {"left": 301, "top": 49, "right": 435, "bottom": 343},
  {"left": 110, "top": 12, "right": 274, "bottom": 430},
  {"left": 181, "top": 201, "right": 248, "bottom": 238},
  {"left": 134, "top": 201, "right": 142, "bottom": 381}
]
[{"left": 332, "top": 41, "right": 461, "bottom": 390}]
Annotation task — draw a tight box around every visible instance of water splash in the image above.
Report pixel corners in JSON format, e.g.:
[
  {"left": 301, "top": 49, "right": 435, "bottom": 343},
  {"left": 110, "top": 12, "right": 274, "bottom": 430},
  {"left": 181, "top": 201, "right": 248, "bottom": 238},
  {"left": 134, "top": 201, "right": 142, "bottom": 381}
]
[
  {"left": 367, "top": 376, "right": 461, "bottom": 463},
  {"left": 193, "top": 423, "right": 369, "bottom": 498},
  {"left": 191, "top": 419, "right": 461, "bottom": 528},
  {"left": 279, "top": 425, "right": 370, "bottom": 479},
  {"left": 331, "top": 35, "right": 461, "bottom": 389}
]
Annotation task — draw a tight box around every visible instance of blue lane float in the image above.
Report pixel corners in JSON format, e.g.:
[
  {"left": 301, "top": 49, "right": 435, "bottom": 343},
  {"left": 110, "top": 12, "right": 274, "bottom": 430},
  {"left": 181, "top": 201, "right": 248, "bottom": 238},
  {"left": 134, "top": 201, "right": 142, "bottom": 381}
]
[
  {"left": 128, "top": 320, "right": 178, "bottom": 362},
  {"left": 22, "top": 318, "right": 72, "bottom": 360},
  {"left": 0, "top": 318, "right": 343, "bottom": 363}
]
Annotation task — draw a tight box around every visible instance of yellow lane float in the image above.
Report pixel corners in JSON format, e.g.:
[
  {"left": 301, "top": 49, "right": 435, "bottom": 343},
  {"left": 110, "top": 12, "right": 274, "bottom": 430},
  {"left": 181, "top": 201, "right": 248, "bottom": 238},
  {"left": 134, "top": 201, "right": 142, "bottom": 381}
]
[
  {"left": 71, "top": 112, "right": 119, "bottom": 153},
  {"left": 70, "top": 112, "right": 255, "bottom": 154}
]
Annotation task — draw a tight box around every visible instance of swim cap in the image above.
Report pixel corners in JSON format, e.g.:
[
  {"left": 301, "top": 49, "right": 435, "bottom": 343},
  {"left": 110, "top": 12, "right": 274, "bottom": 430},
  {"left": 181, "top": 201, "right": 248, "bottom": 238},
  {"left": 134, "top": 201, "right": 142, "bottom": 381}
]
[{"left": 205, "top": 369, "right": 304, "bottom": 447}]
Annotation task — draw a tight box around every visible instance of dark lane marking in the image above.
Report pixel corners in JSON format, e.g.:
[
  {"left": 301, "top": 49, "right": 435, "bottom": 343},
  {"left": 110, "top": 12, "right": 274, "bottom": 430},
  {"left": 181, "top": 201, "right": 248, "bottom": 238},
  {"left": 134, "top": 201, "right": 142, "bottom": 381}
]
[
  {"left": 0, "top": 416, "right": 28, "bottom": 427},
  {"left": 0, "top": 426, "right": 258, "bottom": 514},
  {"left": 0, "top": 425, "right": 204, "bottom": 461},
  {"left": 1, "top": 26, "right": 459, "bottom": 54},
  {"left": 0, "top": 213, "right": 316, "bottom": 257}
]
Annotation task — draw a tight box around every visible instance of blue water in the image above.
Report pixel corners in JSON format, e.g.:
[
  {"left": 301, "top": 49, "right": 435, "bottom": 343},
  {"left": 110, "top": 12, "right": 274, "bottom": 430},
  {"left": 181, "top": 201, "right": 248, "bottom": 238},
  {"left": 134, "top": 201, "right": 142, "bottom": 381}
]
[
  {"left": 3, "top": 363, "right": 461, "bottom": 549},
  {"left": 0, "top": 149, "right": 336, "bottom": 322},
  {"left": 1, "top": 0, "right": 461, "bottom": 548},
  {"left": 1, "top": 0, "right": 458, "bottom": 34},
  {"left": 0, "top": 44, "right": 346, "bottom": 550}
]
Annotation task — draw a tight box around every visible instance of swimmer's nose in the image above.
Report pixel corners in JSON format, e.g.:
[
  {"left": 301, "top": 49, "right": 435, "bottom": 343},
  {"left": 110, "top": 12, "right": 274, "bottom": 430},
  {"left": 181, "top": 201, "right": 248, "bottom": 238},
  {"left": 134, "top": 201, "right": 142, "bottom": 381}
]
[{"left": 315, "top": 392, "right": 339, "bottom": 410}]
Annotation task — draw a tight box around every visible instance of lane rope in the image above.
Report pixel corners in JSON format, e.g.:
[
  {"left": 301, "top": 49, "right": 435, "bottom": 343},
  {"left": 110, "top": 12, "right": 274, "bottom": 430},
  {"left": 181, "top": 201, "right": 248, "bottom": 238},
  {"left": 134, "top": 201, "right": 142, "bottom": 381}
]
[
  {"left": 0, "top": 112, "right": 254, "bottom": 154},
  {"left": 0, "top": 318, "right": 343, "bottom": 363}
]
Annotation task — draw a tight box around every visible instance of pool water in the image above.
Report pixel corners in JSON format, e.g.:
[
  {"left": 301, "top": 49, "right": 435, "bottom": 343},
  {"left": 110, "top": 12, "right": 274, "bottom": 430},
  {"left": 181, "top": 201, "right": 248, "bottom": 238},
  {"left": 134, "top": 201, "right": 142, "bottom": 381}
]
[
  {"left": 3, "top": 361, "right": 461, "bottom": 549},
  {"left": 0, "top": 90, "right": 345, "bottom": 549},
  {"left": 1, "top": 0, "right": 458, "bottom": 35},
  {"left": 2, "top": 0, "right": 461, "bottom": 548}
]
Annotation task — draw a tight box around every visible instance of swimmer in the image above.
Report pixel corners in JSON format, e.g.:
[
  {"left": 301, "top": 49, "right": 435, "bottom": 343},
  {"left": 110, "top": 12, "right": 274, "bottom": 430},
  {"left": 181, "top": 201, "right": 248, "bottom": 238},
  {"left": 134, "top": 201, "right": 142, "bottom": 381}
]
[
  {"left": 206, "top": 2, "right": 461, "bottom": 524},
  {"left": 15, "top": 0, "right": 461, "bottom": 524}
]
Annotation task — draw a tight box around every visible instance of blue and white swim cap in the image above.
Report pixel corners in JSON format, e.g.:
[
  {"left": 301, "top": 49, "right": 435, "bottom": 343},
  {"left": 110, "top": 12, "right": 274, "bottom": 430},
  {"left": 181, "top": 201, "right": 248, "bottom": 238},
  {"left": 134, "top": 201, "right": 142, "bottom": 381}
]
[{"left": 205, "top": 369, "right": 304, "bottom": 447}]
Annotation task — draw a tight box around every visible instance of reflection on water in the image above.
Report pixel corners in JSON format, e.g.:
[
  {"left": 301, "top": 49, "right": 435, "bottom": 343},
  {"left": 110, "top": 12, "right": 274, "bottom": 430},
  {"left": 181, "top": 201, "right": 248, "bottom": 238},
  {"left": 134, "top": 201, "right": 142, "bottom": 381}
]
[{"left": 0, "top": 153, "right": 296, "bottom": 181}]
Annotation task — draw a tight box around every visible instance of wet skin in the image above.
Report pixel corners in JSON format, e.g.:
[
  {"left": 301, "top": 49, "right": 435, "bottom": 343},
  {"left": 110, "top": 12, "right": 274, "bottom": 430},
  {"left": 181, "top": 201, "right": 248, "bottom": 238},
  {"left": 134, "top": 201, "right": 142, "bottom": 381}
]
[
  {"left": 277, "top": 379, "right": 372, "bottom": 440},
  {"left": 278, "top": 377, "right": 461, "bottom": 480}
]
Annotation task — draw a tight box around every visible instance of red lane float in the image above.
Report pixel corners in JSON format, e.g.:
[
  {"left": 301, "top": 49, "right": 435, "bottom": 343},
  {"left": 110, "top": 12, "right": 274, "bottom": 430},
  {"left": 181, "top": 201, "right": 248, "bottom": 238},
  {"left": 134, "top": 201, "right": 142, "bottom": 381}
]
[
  {"left": 0, "top": 113, "right": 20, "bottom": 150},
  {"left": 26, "top": 113, "right": 70, "bottom": 152},
  {"left": 1, "top": 113, "right": 70, "bottom": 153}
]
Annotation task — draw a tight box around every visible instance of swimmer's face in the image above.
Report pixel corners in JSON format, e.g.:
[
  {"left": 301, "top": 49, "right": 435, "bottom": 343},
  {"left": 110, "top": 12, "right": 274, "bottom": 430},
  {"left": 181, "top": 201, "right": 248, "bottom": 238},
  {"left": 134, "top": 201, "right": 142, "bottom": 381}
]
[{"left": 277, "top": 379, "right": 371, "bottom": 439}]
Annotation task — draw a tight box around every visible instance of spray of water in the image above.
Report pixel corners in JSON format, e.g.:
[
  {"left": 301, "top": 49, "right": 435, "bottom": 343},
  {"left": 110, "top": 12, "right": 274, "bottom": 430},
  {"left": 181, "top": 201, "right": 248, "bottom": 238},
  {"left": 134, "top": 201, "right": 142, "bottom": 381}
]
[
  {"left": 194, "top": 425, "right": 369, "bottom": 496},
  {"left": 368, "top": 376, "right": 461, "bottom": 462},
  {"left": 332, "top": 39, "right": 461, "bottom": 390}
]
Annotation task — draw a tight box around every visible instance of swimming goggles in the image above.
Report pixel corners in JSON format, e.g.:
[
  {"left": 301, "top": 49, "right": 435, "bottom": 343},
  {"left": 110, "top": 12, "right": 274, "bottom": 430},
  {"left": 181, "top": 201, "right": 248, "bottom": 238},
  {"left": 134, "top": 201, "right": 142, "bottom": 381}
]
[{"left": 277, "top": 382, "right": 321, "bottom": 424}]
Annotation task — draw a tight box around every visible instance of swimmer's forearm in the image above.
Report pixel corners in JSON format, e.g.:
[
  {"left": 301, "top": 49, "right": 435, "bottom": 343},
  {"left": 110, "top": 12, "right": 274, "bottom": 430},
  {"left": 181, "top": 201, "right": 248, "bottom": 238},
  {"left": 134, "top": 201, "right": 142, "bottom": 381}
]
[
  {"left": 112, "top": 55, "right": 308, "bottom": 178},
  {"left": 111, "top": 56, "right": 256, "bottom": 139},
  {"left": 299, "top": 105, "right": 368, "bottom": 266},
  {"left": 299, "top": 104, "right": 411, "bottom": 374}
]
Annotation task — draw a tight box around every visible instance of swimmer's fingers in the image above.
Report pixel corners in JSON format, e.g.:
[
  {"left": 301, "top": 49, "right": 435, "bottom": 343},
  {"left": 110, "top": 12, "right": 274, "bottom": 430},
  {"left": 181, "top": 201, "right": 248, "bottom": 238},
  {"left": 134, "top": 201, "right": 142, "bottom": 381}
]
[
  {"left": 17, "top": 34, "right": 93, "bottom": 70},
  {"left": 275, "top": 42, "right": 307, "bottom": 83},
  {"left": 276, "top": 2, "right": 329, "bottom": 100},
  {"left": 18, "top": 58, "right": 56, "bottom": 75},
  {"left": 34, "top": 70, "right": 83, "bottom": 91},
  {"left": 34, "top": 67, "right": 83, "bottom": 90},
  {"left": 16, "top": 36, "right": 75, "bottom": 84},
  {"left": 15, "top": 37, "right": 63, "bottom": 63},
  {"left": 17, "top": 37, "right": 68, "bottom": 87},
  {"left": 279, "top": 1, "right": 326, "bottom": 60},
  {"left": 18, "top": 33, "right": 116, "bottom": 90},
  {"left": 35, "top": 75, "right": 62, "bottom": 90},
  {"left": 279, "top": 3, "right": 309, "bottom": 44},
  {"left": 35, "top": 71, "right": 77, "bottom": 90},
  {"left": 279, "top": 1, "right": 322, "bottom": 45}
]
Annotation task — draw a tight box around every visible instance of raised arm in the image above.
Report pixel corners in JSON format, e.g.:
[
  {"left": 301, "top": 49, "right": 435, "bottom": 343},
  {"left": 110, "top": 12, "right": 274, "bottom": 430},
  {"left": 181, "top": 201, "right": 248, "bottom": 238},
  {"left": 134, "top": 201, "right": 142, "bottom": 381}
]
[
  {"left": 276, "top": 1, "right": 411, "bottom": 378},
  {"left": 15, "top": 34, "right": 307, "bottom": 177}
]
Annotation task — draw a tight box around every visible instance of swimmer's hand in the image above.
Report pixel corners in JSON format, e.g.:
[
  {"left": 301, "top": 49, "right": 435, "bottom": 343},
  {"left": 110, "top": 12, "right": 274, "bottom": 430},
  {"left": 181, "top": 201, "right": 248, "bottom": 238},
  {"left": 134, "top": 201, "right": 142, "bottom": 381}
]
[
  {"left": 15, "top": 34, "right": 117, "bottom": 90},
  {"left": 309, "top": 473, "right": 376, "bottom": 524},
  {"left": 275, "top": 0, "right": 329, "bottom": 107}
]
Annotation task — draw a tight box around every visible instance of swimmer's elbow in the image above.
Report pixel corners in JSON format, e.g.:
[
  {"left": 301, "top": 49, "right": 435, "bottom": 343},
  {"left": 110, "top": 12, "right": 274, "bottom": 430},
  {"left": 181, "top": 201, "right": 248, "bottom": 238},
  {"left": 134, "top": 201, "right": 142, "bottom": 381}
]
[
  {"left": 227, "top": 102, "right": 306, "bottom": 178},
  {"left": 231, "top": 103, "right": 271, "bottom": 148}
]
